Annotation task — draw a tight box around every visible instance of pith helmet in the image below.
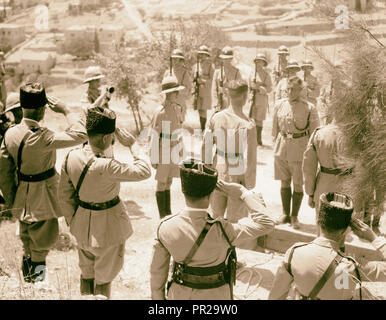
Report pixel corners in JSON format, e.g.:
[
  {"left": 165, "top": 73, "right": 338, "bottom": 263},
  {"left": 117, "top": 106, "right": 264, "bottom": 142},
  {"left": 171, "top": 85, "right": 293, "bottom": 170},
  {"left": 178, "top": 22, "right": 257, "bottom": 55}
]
[
  {"left": 84, "top": 66, "right": 105, "bottom": 84},
  {"left": 286, "top": 59, "right": 301, "bottom": 72},
  {"left": 4, "top": 92, "right": 20, "bottom": 113},
  {"left": 197, "top": 45, "right": 210, "bottom": 56},
  {"left": 161, "top": 76, "right": 185, "bottom": 94},
  {"left": 278, "top": 45, "right": 289, "bottom": 55},
  {"left": 171, "top": 48, "right": 185, "bottom": 60},
  {"left": 219, "top": 46, "right": 233, "bottom": 59},
  {"left": 254, "top": 53, "right": 268, "bottom": 67},
  {"left": 301, "top": 60, "right": 314, "bottom": 70}
]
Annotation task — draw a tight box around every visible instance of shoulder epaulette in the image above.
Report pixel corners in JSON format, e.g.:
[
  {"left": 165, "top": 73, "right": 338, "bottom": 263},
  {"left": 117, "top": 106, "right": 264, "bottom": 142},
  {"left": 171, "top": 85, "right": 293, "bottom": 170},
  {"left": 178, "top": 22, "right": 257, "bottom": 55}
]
[
  {"left": 156, "top": 213, "right": 179, "bottom": 246},
  {"left": 285, "top": 242, "right": 310, "bottom": 277}
]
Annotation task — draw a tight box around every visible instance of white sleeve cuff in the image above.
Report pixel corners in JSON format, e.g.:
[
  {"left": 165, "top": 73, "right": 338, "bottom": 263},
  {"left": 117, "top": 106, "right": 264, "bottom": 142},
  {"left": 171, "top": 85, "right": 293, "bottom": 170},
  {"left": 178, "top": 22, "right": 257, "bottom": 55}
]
[
  {"left": 240, "top": 189, "right": 254, "bottom": 201},
  {"left": 372, "top": 237, "right": 386, "bottom": 250}
]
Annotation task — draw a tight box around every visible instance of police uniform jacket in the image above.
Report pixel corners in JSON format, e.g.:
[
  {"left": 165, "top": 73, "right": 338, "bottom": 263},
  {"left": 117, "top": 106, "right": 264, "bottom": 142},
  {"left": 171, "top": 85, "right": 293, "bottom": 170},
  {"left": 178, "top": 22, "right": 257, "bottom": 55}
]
[
  {"left": 211, "top": 65, "right": 241, "bottom": 109},
  {"left": 275, "top": 77, "right": 291, "bottom": 102},
  {"left": 248, "top": 68, "right": 272, "bottom": 122},
  {"left": 272, "top": 98, "right": 320, "bottom": 163},
  {"left": 150, "top": 191, "right": 275, "bottom": 300},
  {"left": 301, "top": 74, "right": 320, "bottom": 105},
  {"left": 0, "top": 116, "right": 87, "bottom": 222},
  {"left": 203, "top": 108, "right": 257, "bottom": 189},
  {"left": 269, "top": 236, "right": 386, "bottom": 300},
  {"left": 302, "top": 124, "right": 353, "bottom": 212},
  {"left": 58, "top": 144, "right": 151, "bottom": 248},
  {"left": 192, "top": 62, "right": 215, "bottom": 110}
]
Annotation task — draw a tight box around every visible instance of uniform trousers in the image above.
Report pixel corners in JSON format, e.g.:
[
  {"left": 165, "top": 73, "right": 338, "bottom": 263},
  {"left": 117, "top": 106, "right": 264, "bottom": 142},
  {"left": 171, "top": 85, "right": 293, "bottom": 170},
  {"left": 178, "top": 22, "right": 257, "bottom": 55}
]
[
  {"left": 78, "top": 242, "right": 125, "bottom": 284},
  {"left": 19, "top": 218, "right": 59, "bottom": 262}
]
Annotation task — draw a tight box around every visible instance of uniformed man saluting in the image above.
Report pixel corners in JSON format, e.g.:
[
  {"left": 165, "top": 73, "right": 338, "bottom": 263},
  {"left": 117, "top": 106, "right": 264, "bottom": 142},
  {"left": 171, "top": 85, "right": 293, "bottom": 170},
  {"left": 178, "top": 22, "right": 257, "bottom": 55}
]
[
  {"left": 150, "top": 158, "right": 275, "bottom": 300},
  {"left": 0, "top": 82, "right": 87, "bottom": 283},
  {"left": 269, "top": 192, "right": 386, "bottom": 300},
  {"left": 59, "top": 107, "right": 151, "bottom": 299},
  {"left": 272, "top": 76, "right": 320, "bottom": 229}
]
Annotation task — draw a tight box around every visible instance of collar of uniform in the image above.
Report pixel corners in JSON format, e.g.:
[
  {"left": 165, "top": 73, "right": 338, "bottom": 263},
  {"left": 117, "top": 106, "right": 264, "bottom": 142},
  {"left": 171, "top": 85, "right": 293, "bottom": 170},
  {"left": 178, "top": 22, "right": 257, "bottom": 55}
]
[
  {"left": 312, "top": 237, "right": 342, "bottom": 251},
  {"left": 22, "top": 118, "right": 41, "bottom": 129},
  {"left": 181, "top": 206, "right": 209, "bottom": 218},
  {"left": 84, "top": 143, "right": 107, "bottom": 158}
]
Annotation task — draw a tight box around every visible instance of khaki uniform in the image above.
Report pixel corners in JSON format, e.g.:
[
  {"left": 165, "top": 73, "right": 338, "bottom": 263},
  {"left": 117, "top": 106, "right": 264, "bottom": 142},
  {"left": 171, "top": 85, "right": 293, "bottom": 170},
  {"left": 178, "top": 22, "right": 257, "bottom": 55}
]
[
  {"left": 272, "top": 99, "right": 320, "bottom": 186},
  {"left": 248, "top": 68, "right": 272, "bottom": 126},
  {"left": 164, "top": 68, "right": 192, "bottom": 120},
  {"left": 151, "top": 104, "right": 183, "bottom": 183},
  {"left": 58, "top": 144, "right": 151, "bottom": 284},
  {"left": 211, "top": 65, "right": 241, "bottom": 110},
  {"left": 0, "top": 117, "right": 87, "bottom": 261},
  {"left": 303, "top": 124, "right": 353, "bottom": 215},
  {"left": 203, "top": 109, "right": 257, "bottom": 222},
  {"left": 150, "top": 191, "right": 275, "bottom": 300},
  {"left": 269, "top": 237, "right": 386, "bottom": 300},
  {"left": 192, "top": 62, "right": 215, "bottom": 111},
  {"left": 274, "top": 77, "right": 289, "bottom": 102},
  {"left": 301, "top": 74, "right": 320, "bottom": 106}
]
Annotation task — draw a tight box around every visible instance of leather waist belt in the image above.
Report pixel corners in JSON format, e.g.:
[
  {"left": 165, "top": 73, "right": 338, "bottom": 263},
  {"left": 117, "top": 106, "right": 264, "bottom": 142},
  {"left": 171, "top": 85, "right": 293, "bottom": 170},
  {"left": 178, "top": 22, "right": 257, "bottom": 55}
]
[
  {"left": 281, "top": 131, "right": 309, "bottom": 139},
  {"left": 216, "top": 149, "right": 243, "bottom": 159},
  {"left": 19, "top": 167, "right": 56, "bottom": 182},
  {"left": 172, "top": 261, "right": 228, "bottom": 290},
  {"left": 320, "top": 166, "right": 353, "bottom": 176},
  {"left": 77, "top": 196, "right": 120, "bottom": 211}
]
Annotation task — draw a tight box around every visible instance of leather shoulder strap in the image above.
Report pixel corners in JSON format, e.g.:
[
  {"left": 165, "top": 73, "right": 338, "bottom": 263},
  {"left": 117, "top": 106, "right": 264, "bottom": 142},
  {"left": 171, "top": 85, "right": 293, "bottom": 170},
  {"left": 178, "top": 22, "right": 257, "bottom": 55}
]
[
  {"left": 308, "top": 254, "right": 343, "bottom": 300},
  {"left": 17, "top": 131, "right": 32, "bottom": 174},
  {"left": 75, "top": 158, "right": 95, "bottom": 197},
  {"left": 183, "top": 222, "right": 212, "bottom": 265},
  {"left": 214, "top": 220, "right": 234, "bottom": 248}
]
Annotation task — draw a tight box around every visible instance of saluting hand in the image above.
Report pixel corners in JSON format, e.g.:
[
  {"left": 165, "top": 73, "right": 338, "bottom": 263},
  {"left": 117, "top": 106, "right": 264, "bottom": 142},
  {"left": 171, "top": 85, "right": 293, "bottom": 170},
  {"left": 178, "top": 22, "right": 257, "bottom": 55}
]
[
  {"left": 350, "top": 218, "right": 377, "bottom": 242},
  {"left": 216, "top": 180, "right": 246, "bottom": 199},
  {"left": 115, "top": 127, "right": 136, "bottom": 148},
  {"left": 47, "top": 97, "right": 69, "bottom": 115}
]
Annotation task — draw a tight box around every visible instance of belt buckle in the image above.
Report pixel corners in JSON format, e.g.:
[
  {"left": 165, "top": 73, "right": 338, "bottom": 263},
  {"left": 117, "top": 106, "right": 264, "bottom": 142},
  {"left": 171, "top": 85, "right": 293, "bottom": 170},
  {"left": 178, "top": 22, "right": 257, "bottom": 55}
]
[{"left": 287, "top": 133, "right": 293, "bottom": 139}]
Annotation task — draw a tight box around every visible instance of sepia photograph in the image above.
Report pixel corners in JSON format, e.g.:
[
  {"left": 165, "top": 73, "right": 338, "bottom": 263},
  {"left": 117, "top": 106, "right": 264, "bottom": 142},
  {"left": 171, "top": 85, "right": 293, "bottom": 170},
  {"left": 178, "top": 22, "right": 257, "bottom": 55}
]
[{"left": 0, "top": 0, "right": 385, "bottom": 305}]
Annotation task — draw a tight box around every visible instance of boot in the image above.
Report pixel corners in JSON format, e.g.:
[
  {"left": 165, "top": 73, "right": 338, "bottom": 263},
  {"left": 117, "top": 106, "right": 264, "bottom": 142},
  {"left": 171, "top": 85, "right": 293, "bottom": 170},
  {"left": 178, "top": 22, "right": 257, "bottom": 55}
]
[
  {"left": 80, "top": 276, "right": 94, "bottom": 295},
  {"left": 22, "top": 255, "right": 33, "bottom": 283},
  {"left": 94, "top": 282, "right": 111, "bottom": 299},
  {"left": 31, "top": 260, "right": 46, "bottom": 283},
  {"left": 277, "top": 187, "right": 291, "bottom": 224},
  {"left": 156, "top": 191, "right": 167, "bottom": 219},
  {"left": 164, "top": 189, "right": 172, "bottom": 216},
  {"left": 291, "top": 192, "right": 304, "bottom": 230},
  {"left": 256, "top": 126, "right": 263, "bottom": 146},
  {"left": 199, "top": 117, "right": 207, "bottom": 132}
]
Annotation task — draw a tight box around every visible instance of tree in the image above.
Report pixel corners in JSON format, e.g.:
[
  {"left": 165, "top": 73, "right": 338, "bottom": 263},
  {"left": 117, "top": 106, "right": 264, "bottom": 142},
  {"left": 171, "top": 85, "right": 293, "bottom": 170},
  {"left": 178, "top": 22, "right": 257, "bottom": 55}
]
[
  {"left": 311, "top": 1, "right": 386, "bottom": 216},
  {"left": 136, "top": 17, "right": 230, "bottom": 83},
  {"left": 95, "top": 45, "right": 146, "bottom": 134}
]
